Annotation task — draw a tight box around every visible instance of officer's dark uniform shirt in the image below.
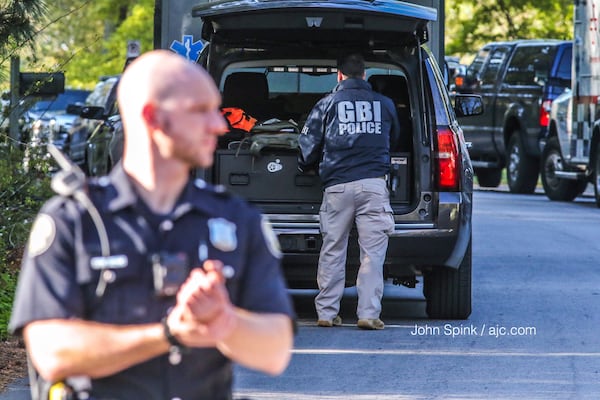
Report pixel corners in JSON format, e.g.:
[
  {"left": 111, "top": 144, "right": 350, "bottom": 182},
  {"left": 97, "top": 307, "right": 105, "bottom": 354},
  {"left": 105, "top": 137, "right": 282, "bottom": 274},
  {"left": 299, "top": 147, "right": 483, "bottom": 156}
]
[
  {"left": 298, "top": 78, "right": 400, "bottom": 188},
  {"left": 9, "top": 162, "right": 295, "bottom": 400}
]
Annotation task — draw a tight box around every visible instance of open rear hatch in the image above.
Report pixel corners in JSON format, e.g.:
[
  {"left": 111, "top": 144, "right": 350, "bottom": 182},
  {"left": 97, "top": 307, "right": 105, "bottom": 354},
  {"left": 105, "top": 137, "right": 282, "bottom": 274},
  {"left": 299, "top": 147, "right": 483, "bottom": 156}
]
[{"left": 193, "top": 0, "right": 436, "bottom": 45}]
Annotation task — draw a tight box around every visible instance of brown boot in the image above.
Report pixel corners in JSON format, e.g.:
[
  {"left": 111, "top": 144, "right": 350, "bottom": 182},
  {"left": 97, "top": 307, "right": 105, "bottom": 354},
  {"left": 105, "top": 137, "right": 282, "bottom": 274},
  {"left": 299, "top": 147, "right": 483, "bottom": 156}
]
[
  {"left": 317, "top": 315, "right": 342, "bottom": 327},
  {"left": 357, "top": 318, "right": 385, "bottom": 330}
]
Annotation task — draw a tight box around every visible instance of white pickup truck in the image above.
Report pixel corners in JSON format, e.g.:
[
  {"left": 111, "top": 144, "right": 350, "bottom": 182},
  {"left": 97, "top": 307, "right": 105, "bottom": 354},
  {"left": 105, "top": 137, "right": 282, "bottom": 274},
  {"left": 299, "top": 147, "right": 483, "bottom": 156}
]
[{"left": 541, "top": 0, "right": 600, "bottom": 206}]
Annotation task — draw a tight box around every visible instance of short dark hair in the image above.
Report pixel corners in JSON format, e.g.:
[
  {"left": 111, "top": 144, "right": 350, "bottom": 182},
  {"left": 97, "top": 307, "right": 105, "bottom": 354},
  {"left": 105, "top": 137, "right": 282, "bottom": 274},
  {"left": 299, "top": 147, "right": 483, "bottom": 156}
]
[{"left": 337, "top": 53, "right": 365, "bottom": 78}]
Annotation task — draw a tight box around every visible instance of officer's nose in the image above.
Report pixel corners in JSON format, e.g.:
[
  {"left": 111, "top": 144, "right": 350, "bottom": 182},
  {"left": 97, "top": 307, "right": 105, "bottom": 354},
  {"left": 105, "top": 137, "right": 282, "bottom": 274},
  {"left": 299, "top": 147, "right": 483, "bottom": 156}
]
[{"left": 210, "top": 109, "right": 228, "bottom": 136}]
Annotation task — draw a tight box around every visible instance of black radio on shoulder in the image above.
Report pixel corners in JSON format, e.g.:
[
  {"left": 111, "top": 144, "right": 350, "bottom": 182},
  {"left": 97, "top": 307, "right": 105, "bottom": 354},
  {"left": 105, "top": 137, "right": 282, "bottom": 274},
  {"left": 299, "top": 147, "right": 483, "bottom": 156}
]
[{"left": 152, "top": 252, "right": 189, "bottom": 297}]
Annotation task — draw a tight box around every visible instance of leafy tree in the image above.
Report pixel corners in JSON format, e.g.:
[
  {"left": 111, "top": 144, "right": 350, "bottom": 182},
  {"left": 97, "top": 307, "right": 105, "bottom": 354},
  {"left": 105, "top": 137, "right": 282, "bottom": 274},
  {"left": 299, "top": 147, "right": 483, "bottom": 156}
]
[
  {"left": 0, "top": 0, "right": 47, "bottom": 54},
  {"left": 0, "top": 0, "right": 47, "bottom": 84},
  {"left": 0, "top": 0, "right": 54, "bottom": 340},
  {"left": 31, "top": 0, "right": 154, "bottom": 88},
  {"left": 2, "top": 0, "right": 577, "bottom": 85},
  {"left": 0, "top": 147, "right": 53, "bottom": 340},
  {"left": 445, "top": 0, "right": 573, "bottom": 59}
]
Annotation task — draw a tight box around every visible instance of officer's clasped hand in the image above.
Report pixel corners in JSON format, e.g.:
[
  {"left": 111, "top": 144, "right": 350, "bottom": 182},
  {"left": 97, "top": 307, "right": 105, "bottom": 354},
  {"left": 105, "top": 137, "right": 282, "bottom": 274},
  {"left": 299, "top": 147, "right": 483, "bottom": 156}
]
[
  {"left": 167, "top": 260, "right": 238, "bottom": 346},
  {"left": 180, "top": 261, "right": 228, "bottom": 321}
]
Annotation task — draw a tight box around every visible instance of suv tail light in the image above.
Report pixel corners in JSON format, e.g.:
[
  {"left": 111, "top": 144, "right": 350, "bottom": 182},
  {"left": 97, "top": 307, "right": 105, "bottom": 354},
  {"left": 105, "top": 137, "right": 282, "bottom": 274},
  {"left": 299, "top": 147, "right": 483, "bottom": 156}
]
[
  {"left": 540, "top": 100, "right": 552, "bottom": 127},
  {"left": 435, "top": 128, "right": 460, "bottom": 191}
]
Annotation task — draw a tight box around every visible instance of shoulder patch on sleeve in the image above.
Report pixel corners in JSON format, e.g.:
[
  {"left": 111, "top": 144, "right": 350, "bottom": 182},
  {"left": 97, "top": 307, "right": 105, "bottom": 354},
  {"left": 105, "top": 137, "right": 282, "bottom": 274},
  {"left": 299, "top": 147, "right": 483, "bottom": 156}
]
[
  {"left": 28, "top": 213, "right": 56, "bottom": 257},
  {"left": 261, "top": 216, "right": 282, "bottom": 259}
]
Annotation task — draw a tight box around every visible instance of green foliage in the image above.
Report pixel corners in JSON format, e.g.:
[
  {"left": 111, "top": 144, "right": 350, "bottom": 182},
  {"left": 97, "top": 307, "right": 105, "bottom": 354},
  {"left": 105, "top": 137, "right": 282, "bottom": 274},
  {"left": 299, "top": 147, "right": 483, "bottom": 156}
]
[
  {"left": 445, "top": 0, "right": 574, "bottom": 60},
  {"left": 0, "top": 0, "right": 154, "bottom": 339},
  {"left": 85, "top": 0, "right": 155, "bottom": 83},
  {"left": 0, "top": 270, "right": 18, "bottom": 340},
  {"left": 3, "top": 0, "right": 575, "bottom": 86},
  {"left": 0, "top": 0, "right": 47, "bottom": 55},
  {"left": 0, "top": 0, "right": 47, "bottom": 84},
  {"left": 0, "top": 145, "right": 53, "bottom": 340},
  {"left": 28, "top": 0, "right": 154, "bottom": 88}
]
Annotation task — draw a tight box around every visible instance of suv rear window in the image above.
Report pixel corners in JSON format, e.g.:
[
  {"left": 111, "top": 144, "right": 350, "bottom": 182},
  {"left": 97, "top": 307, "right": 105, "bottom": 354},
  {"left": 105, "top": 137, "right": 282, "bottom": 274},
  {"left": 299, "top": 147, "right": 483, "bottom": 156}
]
[
  {"left": 220, "top": 66, "right": 405, "bottom": 94},
  {"left": 221, "top": 67, "right": 337, "bottom": 94},
  {"left": 219, "top": 64, "right": 409, "bottom": 134}
]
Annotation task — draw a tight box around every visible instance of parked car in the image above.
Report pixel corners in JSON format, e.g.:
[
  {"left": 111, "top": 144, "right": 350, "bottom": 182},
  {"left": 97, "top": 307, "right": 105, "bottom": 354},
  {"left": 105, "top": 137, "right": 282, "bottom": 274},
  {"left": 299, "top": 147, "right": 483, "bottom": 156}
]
[
  {"left": 66, "top": 75, "right": 120, "bottom": 172},
  {"left": 22, "top": 89, "right": 90, "bottom": 150},
  {"left": 191, "top": 0, "right": 483, "bottom": 319},
  {"left": 455, "top": 39, "right": 572, "bottom": 192},
  {"left": 540, "top": 88, "right": 590, "bottom": 201}
]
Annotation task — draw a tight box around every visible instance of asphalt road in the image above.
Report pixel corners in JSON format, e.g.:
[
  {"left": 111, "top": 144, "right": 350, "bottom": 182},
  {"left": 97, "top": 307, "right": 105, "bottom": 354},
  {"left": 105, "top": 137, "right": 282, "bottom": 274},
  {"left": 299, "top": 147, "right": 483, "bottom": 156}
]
[
  {"left": 3, "top": 188, "right": 600, "bottom": 399},
  {"left": 233, "top": 188, "right": 600, "bottom": 400}
]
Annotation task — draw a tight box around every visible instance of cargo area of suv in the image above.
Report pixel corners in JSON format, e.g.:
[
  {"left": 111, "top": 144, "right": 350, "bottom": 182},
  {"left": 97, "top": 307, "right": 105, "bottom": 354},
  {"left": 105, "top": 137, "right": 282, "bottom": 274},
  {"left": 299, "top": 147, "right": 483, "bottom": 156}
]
[{"left": 193, "top": 0, "right": 483, "bottom": 319}]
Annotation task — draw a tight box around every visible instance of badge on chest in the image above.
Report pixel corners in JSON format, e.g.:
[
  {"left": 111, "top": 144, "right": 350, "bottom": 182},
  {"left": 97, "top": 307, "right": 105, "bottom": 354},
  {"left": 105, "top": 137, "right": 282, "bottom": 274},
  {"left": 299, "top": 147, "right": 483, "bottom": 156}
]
[{"left": 208, "top": 218, "right": 237, "bottom": 252}]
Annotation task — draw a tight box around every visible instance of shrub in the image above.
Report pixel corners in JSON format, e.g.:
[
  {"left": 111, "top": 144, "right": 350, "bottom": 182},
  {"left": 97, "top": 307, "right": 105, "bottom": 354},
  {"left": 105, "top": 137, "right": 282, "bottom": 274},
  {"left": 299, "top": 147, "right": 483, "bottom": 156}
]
[
  {"left": 0, "top": 271, "right": 18, "bottom": 340},
  {"left": 0, "top": 144, "right": 53, "bottom": 340}
]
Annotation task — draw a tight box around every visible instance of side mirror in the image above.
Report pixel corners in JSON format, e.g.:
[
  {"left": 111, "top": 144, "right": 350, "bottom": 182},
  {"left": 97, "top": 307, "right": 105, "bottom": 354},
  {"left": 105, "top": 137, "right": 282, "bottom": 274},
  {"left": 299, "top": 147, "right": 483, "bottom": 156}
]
[
  {"left": 66, "top": 104, "right": 83, "bottom": 115},
  {"left": 79, "top": 106, "right": 106, "bottom": 120},
  {"left": 454, "top": 94, "right": 484, "bottom": 117}
]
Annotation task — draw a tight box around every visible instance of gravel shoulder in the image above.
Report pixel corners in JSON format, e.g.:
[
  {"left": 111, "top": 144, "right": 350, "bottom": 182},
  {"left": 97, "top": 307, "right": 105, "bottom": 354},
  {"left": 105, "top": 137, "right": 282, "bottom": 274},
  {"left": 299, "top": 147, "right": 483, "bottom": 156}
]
[{"left": 0, "top": 338, "right": 27, "bottom": 393}]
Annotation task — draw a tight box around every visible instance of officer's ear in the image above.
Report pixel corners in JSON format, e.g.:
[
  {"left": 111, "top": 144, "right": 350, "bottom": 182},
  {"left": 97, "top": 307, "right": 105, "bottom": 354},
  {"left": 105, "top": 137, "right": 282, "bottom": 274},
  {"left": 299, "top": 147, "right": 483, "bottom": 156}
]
[
  {"left": 337, "top": 70, "right": 345, "bottom": 82},
  {"left": 142, "top": 102, "right": 164, "bottom": 131}
]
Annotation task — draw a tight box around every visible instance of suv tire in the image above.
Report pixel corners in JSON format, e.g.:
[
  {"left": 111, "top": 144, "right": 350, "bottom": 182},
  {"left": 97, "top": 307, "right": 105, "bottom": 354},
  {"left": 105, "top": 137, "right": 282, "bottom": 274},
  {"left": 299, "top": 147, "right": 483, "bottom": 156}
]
[
  {"left": 507, "top": 132, "right": 539, "bottom": 194},
  {"left": 423, "top": 239, "right": 472, "bottom": 320},
  {"left": 541, "top": 137, "right": 585, "bottom": 201},
  {"left": 475, "top": 167, "right": 502, "bottom": 188}
]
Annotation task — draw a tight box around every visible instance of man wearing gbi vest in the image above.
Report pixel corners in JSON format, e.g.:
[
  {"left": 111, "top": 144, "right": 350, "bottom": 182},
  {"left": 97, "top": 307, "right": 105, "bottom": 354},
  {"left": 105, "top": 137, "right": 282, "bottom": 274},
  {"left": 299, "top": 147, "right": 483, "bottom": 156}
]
[{"left": 299, "top": 53, "right": 400, "bottom": 330}]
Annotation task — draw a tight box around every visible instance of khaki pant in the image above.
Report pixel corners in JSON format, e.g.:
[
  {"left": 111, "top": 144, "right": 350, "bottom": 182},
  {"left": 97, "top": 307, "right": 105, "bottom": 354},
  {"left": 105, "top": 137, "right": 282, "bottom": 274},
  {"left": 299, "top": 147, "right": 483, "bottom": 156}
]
[{"left": 315, "top": 177, "right": 395, "bottom": 321}]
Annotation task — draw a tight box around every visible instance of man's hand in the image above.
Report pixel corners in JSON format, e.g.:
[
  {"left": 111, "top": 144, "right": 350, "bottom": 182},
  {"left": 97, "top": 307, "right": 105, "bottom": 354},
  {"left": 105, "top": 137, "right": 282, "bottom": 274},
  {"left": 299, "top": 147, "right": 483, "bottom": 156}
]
[
  {"left": 167, "top": 261, "right": 237, "bottom": 346},
  {"left": 179, "top": 261, "right": 227, "bottom": 321}
]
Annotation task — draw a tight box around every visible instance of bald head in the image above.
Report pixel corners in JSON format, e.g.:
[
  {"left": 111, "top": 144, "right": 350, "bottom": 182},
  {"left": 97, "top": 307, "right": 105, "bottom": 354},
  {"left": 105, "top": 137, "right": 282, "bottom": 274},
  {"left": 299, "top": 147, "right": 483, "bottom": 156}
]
[{"left": 118, "top": 50, "right": 218, "bottom": 124}]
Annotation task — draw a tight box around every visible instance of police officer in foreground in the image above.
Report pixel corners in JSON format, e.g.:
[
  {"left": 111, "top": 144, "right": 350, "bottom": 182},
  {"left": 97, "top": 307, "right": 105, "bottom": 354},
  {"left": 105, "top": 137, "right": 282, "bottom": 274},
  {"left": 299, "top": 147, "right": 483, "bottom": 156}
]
[
  {"left": 9, "top": 50, "right": 295, "bottom": 400},
  {"left": 299, "top": 53, "right": 400, "bottom": 330}
]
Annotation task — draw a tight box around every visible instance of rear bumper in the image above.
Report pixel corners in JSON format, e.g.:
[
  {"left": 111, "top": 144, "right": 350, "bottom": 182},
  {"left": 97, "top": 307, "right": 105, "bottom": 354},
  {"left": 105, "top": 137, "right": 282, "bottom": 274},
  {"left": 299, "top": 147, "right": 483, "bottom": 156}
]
[{"left": 268, "top": 191, "right": 472, "bottom": 287}]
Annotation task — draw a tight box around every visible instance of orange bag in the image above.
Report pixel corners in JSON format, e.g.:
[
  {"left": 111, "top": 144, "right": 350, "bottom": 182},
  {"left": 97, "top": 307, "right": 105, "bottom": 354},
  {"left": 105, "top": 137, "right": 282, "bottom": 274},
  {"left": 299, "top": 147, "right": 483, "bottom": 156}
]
[{"left": 221, "top": 107, "right": 257, "bottom": 132}]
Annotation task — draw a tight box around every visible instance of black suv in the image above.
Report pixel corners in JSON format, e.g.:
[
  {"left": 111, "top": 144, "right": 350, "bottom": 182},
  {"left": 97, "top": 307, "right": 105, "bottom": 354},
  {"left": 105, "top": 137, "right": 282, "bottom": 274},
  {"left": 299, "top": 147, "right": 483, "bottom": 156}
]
[
  {"left": 455, "top": 40, "right": 572, "bottom": 193},
  {"left": 190, "top": 0, "right": 483, "bottom": 319},
  {"left": 67, "top": 75, "right": 120, "bottom": 174}
]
